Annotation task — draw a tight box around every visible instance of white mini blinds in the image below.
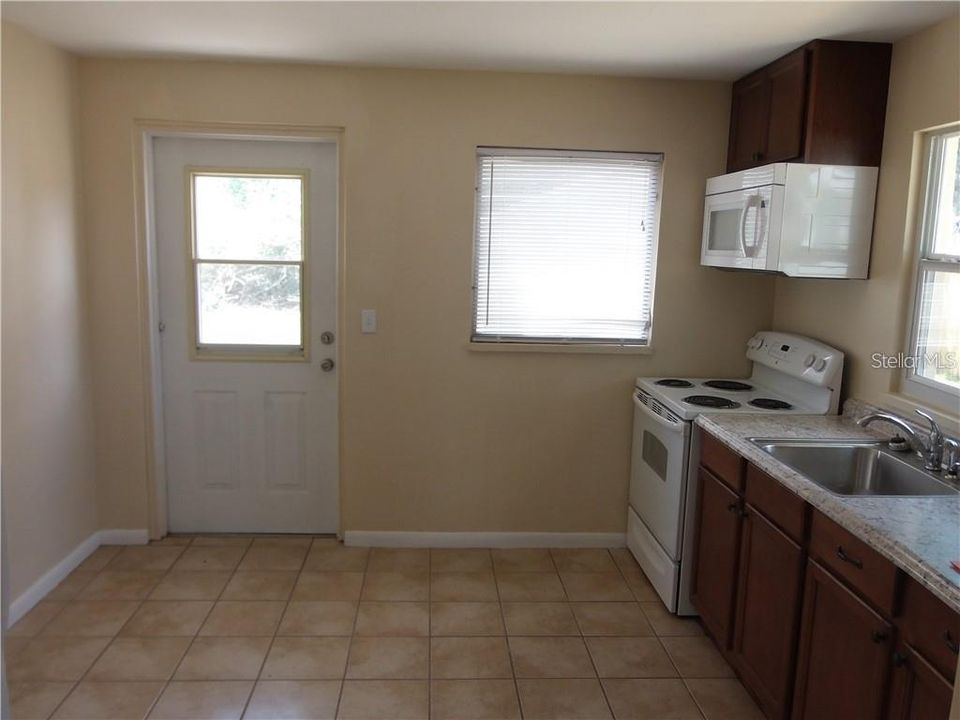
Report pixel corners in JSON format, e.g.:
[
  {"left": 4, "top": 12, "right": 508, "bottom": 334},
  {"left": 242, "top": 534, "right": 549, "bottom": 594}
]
[{"left": 472, "top": 148, "right": 663, "bottom": 346}]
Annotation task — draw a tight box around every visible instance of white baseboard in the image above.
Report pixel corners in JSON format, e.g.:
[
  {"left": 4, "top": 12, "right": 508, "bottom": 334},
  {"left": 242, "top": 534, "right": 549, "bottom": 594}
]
[
  {"left": 343, "top": 531, "right": 626, "bottom": 549},
  {"left": 99, "top": 529, "right": 150, "bottom": 545},
  {"left": 7, "top": 528, "right": 148, "bottom": 628}
]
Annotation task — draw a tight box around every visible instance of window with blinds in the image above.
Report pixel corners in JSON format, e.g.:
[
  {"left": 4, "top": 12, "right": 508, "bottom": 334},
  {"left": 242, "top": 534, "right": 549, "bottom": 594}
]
[{"left": 472, "top": 147, "right": 663, "bottom": 346}]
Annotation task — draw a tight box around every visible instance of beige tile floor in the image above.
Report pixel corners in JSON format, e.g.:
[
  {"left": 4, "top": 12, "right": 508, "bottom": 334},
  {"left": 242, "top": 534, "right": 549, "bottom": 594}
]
[{"left": 4, "top": 538, "right": 765, "bottom": 720}]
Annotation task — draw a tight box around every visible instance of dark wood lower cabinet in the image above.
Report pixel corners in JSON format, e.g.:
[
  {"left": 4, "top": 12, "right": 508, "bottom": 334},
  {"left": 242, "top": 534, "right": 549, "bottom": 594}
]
[
  {"left": 730, "top": 505, "right": 805, "bottom": 720},
  {"left": 887, "top": 645, "right": 953, "bottom": 720},
  {"left": 690, "top": 467, "right": 742, "bottom": 648},
  {"left": 887, "top": 644, "right": 954, "bottom": 720},
  {"left": 792, "top": 559, "right": 893, "bottom": 720},
  {"left": 690, "top": 436, "right": 959, "bottom": 720}
]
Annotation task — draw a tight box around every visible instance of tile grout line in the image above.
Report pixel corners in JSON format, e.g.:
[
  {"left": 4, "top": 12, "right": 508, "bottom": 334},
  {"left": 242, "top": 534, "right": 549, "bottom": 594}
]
[
  {"left": 41, "top": 540, "right": 192, "bottom": 720},
  {"left": 427, "top": 548, "right": 432, "bottom": 720},
  {"left": 492, "top": 549, "right": 525, "bottom": 720},
  {"left": 149, "top": 535, "right": 254, "bottom": 719},
  {"left": 139, "top": 536, "right": 204, "bottom": 720},
  {"left": 39, "top": 546, "right": 126, "bottom": 720},
  {"left": 680, "top": 677, "right": 710, "bottom": 720},
  {"left": 608, "top": 547, "right": 707, "bottom": 718},
  {"left": 236, "top": 539, "right": 309, "bottom": 720},
  {"left": 578, "top": 548, "right": 619, "bottom": 720},
  {"left": 333, "top": 544, "right": 370, "bottom": 720}
]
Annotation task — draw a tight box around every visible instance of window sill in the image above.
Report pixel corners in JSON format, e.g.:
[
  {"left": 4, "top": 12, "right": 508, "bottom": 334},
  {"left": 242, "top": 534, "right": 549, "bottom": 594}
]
[
  {"left": 877, "top": 392, "right": 960, "bottom": 436},
  {"left": 466, "top": 342, "right": 654, "bottom": 355}
]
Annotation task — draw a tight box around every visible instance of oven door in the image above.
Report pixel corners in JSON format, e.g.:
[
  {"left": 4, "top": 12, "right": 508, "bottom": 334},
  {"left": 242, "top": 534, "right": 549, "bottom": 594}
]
[
  {"left": 628, "top": 390, "right": 690, "bottom": 560},
  {"left": 701, "top": 185, "right": 780, "bottom": 271}
]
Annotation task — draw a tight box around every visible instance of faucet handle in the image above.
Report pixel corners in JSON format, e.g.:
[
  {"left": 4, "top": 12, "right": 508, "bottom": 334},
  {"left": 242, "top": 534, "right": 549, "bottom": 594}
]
[
  {"left": 915, "top": 409, "right": 944, "bottom": 442},
  {"left": 945, "top": 439, "right": 960, "bottom": 479}
]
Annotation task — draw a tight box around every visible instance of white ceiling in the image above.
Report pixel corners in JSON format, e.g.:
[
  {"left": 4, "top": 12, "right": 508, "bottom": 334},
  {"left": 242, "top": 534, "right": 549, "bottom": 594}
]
[{"left": 2, "top": 1, "right": 957, "bottom": 80}]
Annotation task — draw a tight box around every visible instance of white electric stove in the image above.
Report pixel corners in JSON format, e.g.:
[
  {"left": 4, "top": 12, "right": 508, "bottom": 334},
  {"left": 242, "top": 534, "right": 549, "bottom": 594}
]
[{"left": 627, "top": 331, "right": 844, "bottom": 615}]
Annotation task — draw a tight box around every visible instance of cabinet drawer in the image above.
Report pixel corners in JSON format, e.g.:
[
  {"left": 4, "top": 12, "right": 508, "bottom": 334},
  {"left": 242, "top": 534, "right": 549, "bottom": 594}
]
[
  {"left": 900, "top": 577, "right": 960, "bottom": 682},
  {"left": 809, "top": 511, "right": 899, "bottom": 616},
  {"left": 745, "top": 463, "right": 807, "bottom": 544},
  {"left": 699, "top": 430, "right": 744, "bottom": 493}
]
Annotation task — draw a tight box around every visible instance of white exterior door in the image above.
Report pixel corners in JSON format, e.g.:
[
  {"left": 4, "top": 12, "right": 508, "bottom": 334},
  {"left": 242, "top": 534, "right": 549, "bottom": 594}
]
[{"left": 153, "top": 136, "right": 338, "bottom": 533}]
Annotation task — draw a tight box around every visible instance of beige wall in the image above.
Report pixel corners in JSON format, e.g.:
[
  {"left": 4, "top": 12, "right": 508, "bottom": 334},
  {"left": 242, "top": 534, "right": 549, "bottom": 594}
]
[
  {"left": 76, "top": 57, "right": 775, "bottom": 534},
  {"left": 773, "top": 16, "right": 960, "bottom": 425},
  {"left": 1, "top": 22, "right": 99, "bottom": 598}
]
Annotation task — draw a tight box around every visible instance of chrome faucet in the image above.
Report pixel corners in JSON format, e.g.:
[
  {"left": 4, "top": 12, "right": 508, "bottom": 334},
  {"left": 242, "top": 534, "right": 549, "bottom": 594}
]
[
  {"left": 858, "top": 409, "right": 945, "bottom": 472},
  {"left": 944, "top": 438, "right": 960, "bottom": 479}
]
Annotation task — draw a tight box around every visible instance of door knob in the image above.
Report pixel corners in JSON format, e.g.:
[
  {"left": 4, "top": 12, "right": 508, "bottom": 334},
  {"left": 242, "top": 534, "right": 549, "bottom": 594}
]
[{"left": 320, "top": 358, "right": 335, "bottom": 372}]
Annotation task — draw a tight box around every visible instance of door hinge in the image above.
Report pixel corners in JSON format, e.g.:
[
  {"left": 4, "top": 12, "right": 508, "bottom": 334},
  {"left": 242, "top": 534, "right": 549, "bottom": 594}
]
[{"left": 158, "top": 321, "right": 166, "bottom": 333}]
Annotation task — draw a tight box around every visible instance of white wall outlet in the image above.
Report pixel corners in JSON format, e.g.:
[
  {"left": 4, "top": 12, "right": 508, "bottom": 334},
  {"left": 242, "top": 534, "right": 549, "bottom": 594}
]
[{"left": 361, "top": 309, "right": 377, "bottom": 334}]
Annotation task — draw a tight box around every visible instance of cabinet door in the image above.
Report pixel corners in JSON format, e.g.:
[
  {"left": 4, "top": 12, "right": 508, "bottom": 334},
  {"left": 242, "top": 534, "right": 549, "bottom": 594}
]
[
  {"left": 764, "top": 48, "right": 808, "bottom": 163},
  {"left": 727, "top": 72, "right": 770, "bottom": 172},
  {"left": 888, "top": 644, "right": 953, "bottom": 720},
  {"left": 792, "top": 559, "right": 893, "bottom": 720},
  {"left": 731, "top": 505, "right": 805, "bottom": 720},
  {"left": 690, "top": 466, "right": 742, "bottom": 648}
]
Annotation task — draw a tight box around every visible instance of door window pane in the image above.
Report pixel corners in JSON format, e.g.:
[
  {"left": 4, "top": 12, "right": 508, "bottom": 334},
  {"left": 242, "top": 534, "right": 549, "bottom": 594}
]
[
  {"left": 197, "top": 263, "right": 302, "bottom": 346},
  {"left": 194, "top": 174, "right": 303, "bottom": 261}
]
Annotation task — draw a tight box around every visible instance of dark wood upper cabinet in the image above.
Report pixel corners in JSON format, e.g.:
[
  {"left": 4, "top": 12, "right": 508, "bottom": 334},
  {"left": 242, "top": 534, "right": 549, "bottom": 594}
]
[
  {"left": 726, "top": 40, "right": 892, "bottom": 172},
  {"left": 792, "top": 559, "right": 893, "bottom": 720},
  {"left": 731, "top": 505, "right": 805, "bottom": 720},
  {"left": 729, "top": 73, "right": 771, "bottom": 171},
  {"left": 764, "top": 50, "right": 808, "bottom": 163},
  {"left": 690, "top": 466, "right": 742, "bottom": 648}
]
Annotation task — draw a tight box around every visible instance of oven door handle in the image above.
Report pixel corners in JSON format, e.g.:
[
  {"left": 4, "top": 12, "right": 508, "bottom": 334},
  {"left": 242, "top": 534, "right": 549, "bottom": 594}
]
[{"left": 633, "top": 392, "right": 683, "bottom": 432}]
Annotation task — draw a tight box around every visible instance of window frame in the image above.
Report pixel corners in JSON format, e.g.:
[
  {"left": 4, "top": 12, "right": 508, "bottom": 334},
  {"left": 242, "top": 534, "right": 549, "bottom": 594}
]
[
  {"left": 902, "top": 124, "right": 960, "bottom": 408},
  {"left": 186, "top": 167, "right": 311, "bottom": 362},
  {"left": 469, "top": 146, "right": 664, "bottom": 350}
]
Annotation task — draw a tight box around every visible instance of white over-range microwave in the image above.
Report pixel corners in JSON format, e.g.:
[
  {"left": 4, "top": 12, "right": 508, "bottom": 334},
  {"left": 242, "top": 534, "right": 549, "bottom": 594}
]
[{"left": 701, "top": 163, "right": 878, "bottom": 278}]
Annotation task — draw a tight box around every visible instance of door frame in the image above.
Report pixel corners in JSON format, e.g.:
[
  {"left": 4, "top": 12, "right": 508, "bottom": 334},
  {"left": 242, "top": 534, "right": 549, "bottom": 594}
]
[{"left": 133, "top": 120, "right": 345, "bottom": 539}]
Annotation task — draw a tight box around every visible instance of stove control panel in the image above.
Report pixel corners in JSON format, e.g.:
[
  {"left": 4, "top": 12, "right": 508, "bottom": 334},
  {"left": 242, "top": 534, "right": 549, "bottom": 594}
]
[{"left": 746, "top": 331, "right": 843, "bottom": 387}]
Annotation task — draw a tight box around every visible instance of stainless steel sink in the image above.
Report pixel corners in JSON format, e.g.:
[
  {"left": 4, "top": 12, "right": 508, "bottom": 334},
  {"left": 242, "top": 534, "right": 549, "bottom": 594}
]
[{"left": 749, "top": 439, "right": 960, "bottom": 497}]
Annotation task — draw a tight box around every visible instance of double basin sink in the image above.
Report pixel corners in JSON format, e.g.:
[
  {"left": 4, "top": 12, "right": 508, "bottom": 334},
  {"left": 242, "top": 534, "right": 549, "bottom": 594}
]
[{"left": 749, "top": 438, "right": 959, "bottom": 497}]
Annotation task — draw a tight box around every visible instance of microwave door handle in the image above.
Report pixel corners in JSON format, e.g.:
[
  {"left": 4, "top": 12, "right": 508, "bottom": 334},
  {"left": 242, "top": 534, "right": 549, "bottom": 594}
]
[
  {"left": 738, "top": 195, "right": 762, "bottom": 258},
  {"left": 737, "top": 196, "right": 752, "bottom": 258},
  {"left": 755, "top": 198, "right": 767, "bottom": 252},
  {"left": 632, "top": 392, "right": 682, "bottom": 432}
]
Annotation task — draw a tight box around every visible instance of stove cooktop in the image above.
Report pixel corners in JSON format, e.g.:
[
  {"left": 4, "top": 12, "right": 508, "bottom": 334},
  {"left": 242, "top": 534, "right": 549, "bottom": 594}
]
[{"left": 635, "top": 376, "right": 815, "bottom": 420}]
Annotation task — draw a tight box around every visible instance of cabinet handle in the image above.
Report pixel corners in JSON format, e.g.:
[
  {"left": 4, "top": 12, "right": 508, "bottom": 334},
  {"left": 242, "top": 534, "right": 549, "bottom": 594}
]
[
  {"left": 727, "top": 502, "right": 744, "bottom": 518},
  {"left": 836, "top": 545, "right": 863, "bottom": 569},
  {"left": 944, "top": 631, "right": 959, "bottom": 655},
  {"left": 892, "top": 651, "right": 907, "bottom": 667},
  {"left": 871, "top": 630, "right": 888, "bottom": 644}
]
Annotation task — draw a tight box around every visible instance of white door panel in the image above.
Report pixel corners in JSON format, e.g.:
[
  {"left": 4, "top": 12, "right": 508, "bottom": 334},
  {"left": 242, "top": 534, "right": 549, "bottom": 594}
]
[{"left": 153, "top": 136, "right": 338, "bottom": 533}]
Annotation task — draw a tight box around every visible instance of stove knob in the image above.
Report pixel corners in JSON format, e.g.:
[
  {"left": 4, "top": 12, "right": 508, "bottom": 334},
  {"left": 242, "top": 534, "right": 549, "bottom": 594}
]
[
  {"left": 814, "top": 357, "right": 828, "bottom": 372},
  {"left": 804, "top": 353, "right": 816, "bottom": 368}
]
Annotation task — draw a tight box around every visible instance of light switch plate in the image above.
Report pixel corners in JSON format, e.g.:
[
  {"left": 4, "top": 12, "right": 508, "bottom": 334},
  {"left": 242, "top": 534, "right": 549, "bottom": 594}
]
[{"left": 361, "top": 309, "right": 377, "bottom": 334}]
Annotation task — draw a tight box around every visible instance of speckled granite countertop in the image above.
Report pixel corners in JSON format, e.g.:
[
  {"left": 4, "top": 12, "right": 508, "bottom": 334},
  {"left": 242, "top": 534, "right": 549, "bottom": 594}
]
[{"left": 695, "top": 412, "right": 960, "bottom": 613}]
